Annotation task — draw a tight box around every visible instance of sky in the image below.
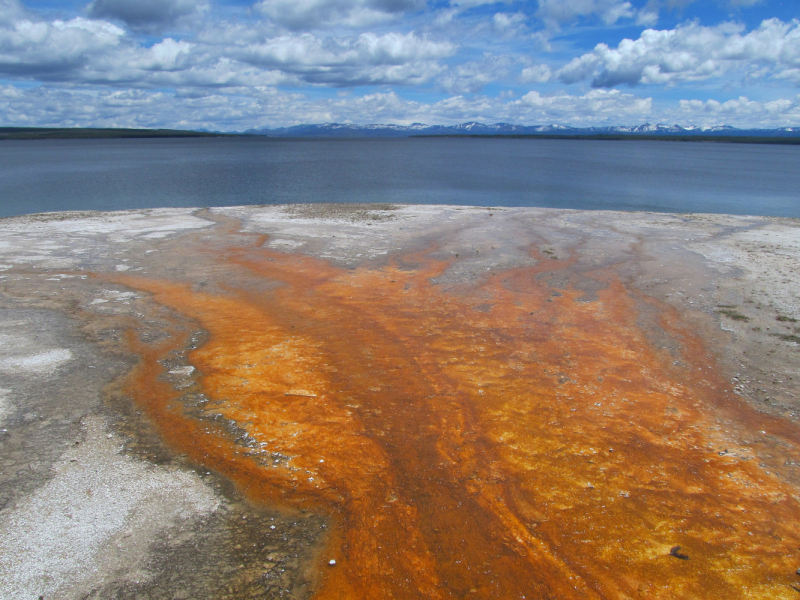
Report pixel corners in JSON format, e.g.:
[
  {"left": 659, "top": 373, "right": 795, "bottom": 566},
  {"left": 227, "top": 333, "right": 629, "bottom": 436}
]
[{"left": 0, "top": 0, "right": 798, "bottom": 130}]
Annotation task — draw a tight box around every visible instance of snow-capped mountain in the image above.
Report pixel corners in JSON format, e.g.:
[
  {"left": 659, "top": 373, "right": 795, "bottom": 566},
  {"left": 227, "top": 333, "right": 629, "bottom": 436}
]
[{"left": 244, "top": 122, "right": 800, "bottom": 138}]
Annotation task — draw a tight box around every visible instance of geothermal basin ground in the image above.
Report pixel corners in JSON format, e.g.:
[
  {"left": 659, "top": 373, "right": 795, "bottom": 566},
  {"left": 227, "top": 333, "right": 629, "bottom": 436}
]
[{"left": 0, "top": 204, "right": 799, "bottom": 600}]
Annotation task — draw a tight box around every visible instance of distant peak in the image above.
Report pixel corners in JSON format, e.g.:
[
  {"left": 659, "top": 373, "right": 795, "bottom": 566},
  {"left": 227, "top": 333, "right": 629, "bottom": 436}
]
[{"left": 244, "top": 122, "right": 799, "bottom": 138}]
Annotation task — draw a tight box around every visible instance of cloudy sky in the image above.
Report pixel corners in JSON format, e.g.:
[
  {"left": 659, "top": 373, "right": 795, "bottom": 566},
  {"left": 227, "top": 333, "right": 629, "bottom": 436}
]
[{"left": 0, "top": 0, "right": 798, "bottom": 130}]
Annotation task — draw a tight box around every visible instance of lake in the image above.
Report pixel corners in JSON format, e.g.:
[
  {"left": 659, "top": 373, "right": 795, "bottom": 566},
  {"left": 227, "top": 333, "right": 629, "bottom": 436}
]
[{"left": 1, "top": 136, "right": 798, "bottom": 218}]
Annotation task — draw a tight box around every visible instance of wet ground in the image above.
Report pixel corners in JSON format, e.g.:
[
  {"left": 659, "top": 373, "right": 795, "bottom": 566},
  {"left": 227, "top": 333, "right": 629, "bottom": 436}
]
[{"left": 0, "top": 204, "right": 799, "bottom": 599}]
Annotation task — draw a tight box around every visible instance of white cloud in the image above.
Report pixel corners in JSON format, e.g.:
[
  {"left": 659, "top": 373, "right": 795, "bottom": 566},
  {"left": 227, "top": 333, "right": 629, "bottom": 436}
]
[
  {"left": 431, "top": 7, "right": 459, "bottom": 26},
  {"left": 254, "top": 0, "right": 424, "bottom": 30},
  {"left": 0, "top": 17, "right": 124, "bottom": 78},
  {"left": 0, "top": 0, "right": 26, "bottom": 26},
  {"left": 144, "top": 38, "right": 194, "bottom": 70},
  {"left": 449, "top": 0, "right": 506, "bottom": 9},
  {"left": 0, "top": 0, "right": 796, "bottom": 131},
  {"left": 776, "top": 68, "right": 800, "bottom": 85},
  {"left": 0, "top": 7, "right": 455, "bottom": 89},
  {"left": 440, "top": 54, "right": 512, "bottom": 93},
  {"left": 0, "top": 83, "right": 661, "bottom": 129},
  {"left": 558, "top": 18, "right": 800, "bottom": 88},
  {"left": 248, "top": 87, "right": 654, "bottom": 126},
  {"left": 3, "top": 80, "right": 799, "bottom": 130},
  {"left": 636, "top": 9, "right": 658, "bottom": 27},
  {"left": 675, "top": 95, "right": 800, "bottom": 127},
  {"left": 0, "top": 84, "right": 303, "bottom": 130},
  {"left": 270, "top": 87, "right": 654, "bottom": 126},
  {"left": 640, "top": 0, "right": 766, "bottom": 24},
  {"left": 492, "top": 11, "right": 526, "bottom": 36},
  {"left": 514, "top": 88, "right": 652, "bottom": 121},
  {"left": 520, "top": 63, "right": 551, "bottom": 83},
  {"left": 86, "top": 0, "right": 209, "bottom": 31},
  {"left": 307, "top": 88, "right": 800, "bottom": 128},
  {"left": 0, "top": 15, "right": 293, "bottom": 88},
  {"left": 537, "top": 0, "right": 636, "bottom": 27},
  {"left": 235, "top": 31, "right": 455, "bottom": 85}
]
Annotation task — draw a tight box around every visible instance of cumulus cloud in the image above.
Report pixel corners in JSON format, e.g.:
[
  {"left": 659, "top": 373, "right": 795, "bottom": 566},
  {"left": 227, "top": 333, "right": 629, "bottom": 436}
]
[
  {"left": 3, "top": 79, "right": 799, "bottom": 130},
  {"left": 0, "top": 6, "right": 454, "bottom": 89},
  {"left": 661, "top": 94, "right": 800, "bottom": 129},
  {"left": 86, "top": 0, "right": 208, "bottom": 31},
  {"left": 0, "top": 0, "right": 796, "bottom": 131},
  {"left": 0, "top": 0, "right": 26, "bottom": 26},
  {"left": 254, "top": 0, "right": 423, "bottom": 30},
  {"left": 512, "top": 88, "right": 652, "bottom": 122},
  {"left": 636, "top": 9, "right": 658, "bottom": 26},
  {"left": 440, "top": 54, "right": 512, "bottom": 93},
  {"left": 492, "top": 11, "right": 526, "bottom": 36},
  {"left": 235, "top": 31, "right": 455, "bottom": 85},
  {"left": 676, "top": 95, "right": 800, "bottom": 126},
  {"left": 520, "top": 63, "right": 551, "bottom": 83},
  {"left": 0, "top": 17, "right": 125, "bottom": 78},
  {"left": 0, "top": 83, "right": 661, "bottom": 130},
  {"left": 0, "top": 15, "right": 292, "bottom": 88},
  {"left": 269, "top": 88, "right": 800, "bottom": 128},
  {"left": 0, "top": 83, "right": 306, "bottom": 130},
  {"left": 558, "top": 18, "right": 800, "bottom": 88},
  {"left": 536, "top": 0, "right": 636, "bottom": 27}
]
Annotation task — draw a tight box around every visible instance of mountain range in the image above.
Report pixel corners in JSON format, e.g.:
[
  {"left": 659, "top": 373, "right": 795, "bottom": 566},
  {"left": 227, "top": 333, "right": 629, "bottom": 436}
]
[{"left": 245, "top": 122, "right": 800, "bottom": 138}]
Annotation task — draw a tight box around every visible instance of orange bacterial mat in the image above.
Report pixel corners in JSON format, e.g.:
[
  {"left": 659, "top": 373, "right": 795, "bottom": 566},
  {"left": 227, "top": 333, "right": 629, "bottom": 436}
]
[{"left": 111, "top": 233, "right": 800, "bottom": 600}]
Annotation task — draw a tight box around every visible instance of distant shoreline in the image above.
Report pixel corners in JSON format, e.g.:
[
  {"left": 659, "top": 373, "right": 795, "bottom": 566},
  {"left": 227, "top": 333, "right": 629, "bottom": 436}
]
[
  {"left": 411, "top": 133, "right": 800, "bottom": 145},
  {"left": 0, "top": 127, "right": 236, "bottom": 140},
  {"left": 3, "top": 127, "right": 800, "bottom": 144}
]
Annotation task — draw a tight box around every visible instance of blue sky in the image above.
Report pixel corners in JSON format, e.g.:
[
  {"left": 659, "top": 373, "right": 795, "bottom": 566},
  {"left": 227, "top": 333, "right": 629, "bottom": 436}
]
[{"left": 0, "top": 0, "right": 798, "bottom": 130}]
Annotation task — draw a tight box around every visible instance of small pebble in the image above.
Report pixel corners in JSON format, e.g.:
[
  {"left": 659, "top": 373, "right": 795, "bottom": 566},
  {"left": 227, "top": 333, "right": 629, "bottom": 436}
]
[{"left": 329, "top": 559, "right": 336, "bottom": 566}]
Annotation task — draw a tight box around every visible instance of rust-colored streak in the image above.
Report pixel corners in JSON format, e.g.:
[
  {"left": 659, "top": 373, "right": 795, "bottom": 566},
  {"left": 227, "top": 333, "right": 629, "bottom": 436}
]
[{"left": 112, "top": 238, "right": 800, "bottom": 600}]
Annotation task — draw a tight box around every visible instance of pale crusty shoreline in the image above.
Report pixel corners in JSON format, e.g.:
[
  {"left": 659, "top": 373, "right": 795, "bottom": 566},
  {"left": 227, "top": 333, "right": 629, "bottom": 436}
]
[{"left": 0, "top": 204, "right": 798, "bottom": 599}]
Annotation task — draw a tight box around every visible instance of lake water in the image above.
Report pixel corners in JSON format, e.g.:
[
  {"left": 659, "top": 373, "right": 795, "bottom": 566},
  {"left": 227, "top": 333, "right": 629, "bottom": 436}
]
[{"left": 1, "top": 136, "right": 798, "bottom": 218}]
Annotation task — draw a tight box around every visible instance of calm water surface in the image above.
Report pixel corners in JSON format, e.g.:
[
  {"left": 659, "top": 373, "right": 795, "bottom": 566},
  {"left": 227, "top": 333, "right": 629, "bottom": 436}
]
[{"left": 1, "top": 136, "right": 798, "bottom": 218}]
